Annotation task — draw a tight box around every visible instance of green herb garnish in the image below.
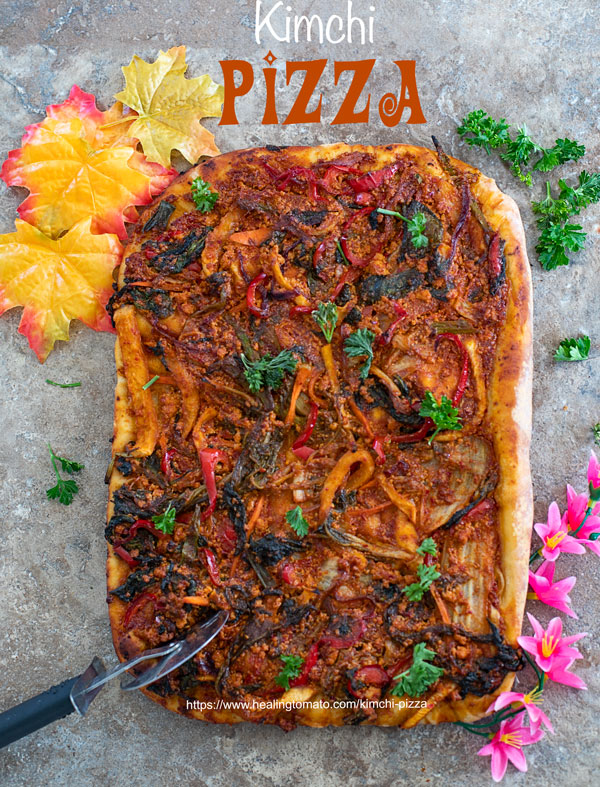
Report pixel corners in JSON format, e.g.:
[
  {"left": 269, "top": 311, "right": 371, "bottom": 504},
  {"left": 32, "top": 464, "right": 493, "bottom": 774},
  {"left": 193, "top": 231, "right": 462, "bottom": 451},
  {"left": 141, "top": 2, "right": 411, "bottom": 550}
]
[
  {"left": 344, "top": 328, "right": 375, "bottom": 379},
  {"left": 142, "top": 375, "right": 160, "bottom": 390},
  {"left": 532, "top": 174, "right": 600, "bottom": 269},
  {"left": 275, "top": 654, "right": 304, "bottom": 691},
  {"left": 457, "top": 111, "right": 585, "bottom": 182},
  {"left": 312, "top": 301, "right": 339, "bottom": 343},
  {"left": 335, "top": 239, "right": 351, "bottom": 265},
  {"left": 46, "top": 444, "right": 84, "bottom": 506},
  {"left": 241, "top": 349, "right": 297, "bottom": 393},
  {"left": 191, "top": 177, "right": 218, "bottom": 212},
  {"left": 45, "top": 379, "right": 81, "bottom": 388},
  {"left": 418, "top": 391, "right": 462, "bottom": 443},
  {"left": 377, "top": 208, "right": 429, "bottom": 249},
  {"left": 389, "top": 643, "right": 444, "bottom": 697},
  {"left": 152, "top": 502, "right": 177, "bottom": 534},
  {"left": 402, "top": 563, "right": 441, "bottom": 602},
  {"left": 285, "top": 506, "right": 309, "bottom": 537},
  {"left": 416, "top": 538, "right": 437, "bottom": 557},
  {"left": 554, "top": 335, "right": 591, "bottom": 362}
]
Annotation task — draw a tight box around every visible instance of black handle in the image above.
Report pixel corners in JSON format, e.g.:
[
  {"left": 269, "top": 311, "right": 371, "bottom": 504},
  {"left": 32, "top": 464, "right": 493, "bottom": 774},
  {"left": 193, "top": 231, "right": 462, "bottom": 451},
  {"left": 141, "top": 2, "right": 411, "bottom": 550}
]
[{"left": 0, "top": 675, "right": 80, "bottom": 749}]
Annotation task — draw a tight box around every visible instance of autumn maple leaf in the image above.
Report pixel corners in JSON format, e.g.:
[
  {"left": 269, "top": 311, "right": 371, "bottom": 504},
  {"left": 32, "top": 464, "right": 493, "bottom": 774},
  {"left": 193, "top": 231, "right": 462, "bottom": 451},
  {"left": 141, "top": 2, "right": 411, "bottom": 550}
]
[
  {"left": 1, "top": 86, "right": 176, "bottom": 239},
  {"left": 0, "top": 219, "right": 122, "bottom": 362},
  {"left": 115, "top": 45, "right": 224, "bottom": 168}
]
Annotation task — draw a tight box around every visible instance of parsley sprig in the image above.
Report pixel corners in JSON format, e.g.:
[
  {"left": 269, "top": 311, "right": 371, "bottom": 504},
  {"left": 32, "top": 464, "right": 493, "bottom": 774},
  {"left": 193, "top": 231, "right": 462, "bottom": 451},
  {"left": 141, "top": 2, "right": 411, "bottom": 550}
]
[
  {"left": 285, "top": 506, "right": 309, "bottom": 537},
  {"left": 152, "top": 502, "right": 177, "bottom": 534},
  {"left": 419, "top": 391, "right": 462, "bottom": 443},
  {"left": 416, "top": 538, "right": 437, "bottom": 557},
  {"left": 457, "top": 111, "right": 585, "bottom": 185},
  {"left": 191, "top": 177, "right": 218, "bottom": 212},
  {"left": 46, "top": 444, "right": 84, "bottom": 506},
  {"left": 532, "top": 173, "right": 600, "bottom": 269},
  {"left": 344, "top": 328, "right": 375, "bottom": 379},
  {"left": 275, "top": 654, "right": 304, "bottom": 691},
  {"left": 241, "top": 350, "right": 297, "bottom": 393},
  {"left": 377, "top": 208, "right": 429, "bottom": 249},
  {"left": 312, "top": 301, "right": 339, "bottom": 343},
  {"left": 389, "top": 643, "right": 444, "bottom": 698},
  {"left": 403, "top": 563, "right": 441, "bottom": 601},
  {"left": 554, "top": 335, "right": 591, "bottom": 362}
]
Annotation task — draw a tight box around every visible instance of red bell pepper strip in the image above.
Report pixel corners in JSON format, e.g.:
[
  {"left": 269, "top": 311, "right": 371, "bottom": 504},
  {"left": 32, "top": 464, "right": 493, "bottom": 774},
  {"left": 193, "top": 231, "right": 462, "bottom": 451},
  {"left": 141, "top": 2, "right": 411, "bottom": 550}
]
[
  {"left": 114, "top": 545, "right": 139, "bottom": 568},
  {"left": 280, "top": 562, "right": 296, "bottom": 585},
  {"left": 463, "top": 498, "right": 494, "bottom": 520},
  {"left": 199, "top": 448, "right": 226, "bottom": 521},
  {"left": 123, "top": 592, "right": 159, "bottom": 629},
  {"left": 377, "top": 303, "right": 407, "bottom": 346},
  {"left": 290, "top": 642, "right": 320, "bottom": 687},
  {"left": 347, "top": 164, "right": 399, "bottom": 193},
  {"left": 340, "top": 207, "right": 383, "bottom": 267},
  {"left": 313, "top": 240, "right": 327, "bottom": 269},
  {"left": 202, "top": 547, "right": 222, "bottom": 586},
  {"left": 386, "top": 655, "right": 412, "bottom": 680},
  {"left": 262, "top": 162, "right": 280, "bottom": 180},
  {"left": 372, "top": 437, "right": 386, "bottom": 465},
  {"left": 275, "top": 166, "right": 326, "bottom": 202},
  {"left": 161, "top": 448, "right": 176, "bottom": 478},
  {"left": 122, "top": 519, "right": 165, "bottom": 543},
  {"left": 289, "top": 304, "right": 314, "bottom": 317},
  {"left": 390, "top": 418, "right": 434, "bottom": 444},
  {"left": 293, "top": 445, "right": 315, "bottom": 462},
  {"left": 319, "top": 164, "right": 362, "bottom": 193},
  {"left": 435, "top": 332, "right": 469, "bottom": 406},
  {"left": 488, "top": 231, "right": 502, "bottom": 277},
  {"left": 347, "top": 664, "right": 390, "bottom": 698},
  {"left": 246, "top": 272, "right": 268, "bottom": 317},
  {"left": 292, "top": 402, "right": 319, "bottom": 451}
]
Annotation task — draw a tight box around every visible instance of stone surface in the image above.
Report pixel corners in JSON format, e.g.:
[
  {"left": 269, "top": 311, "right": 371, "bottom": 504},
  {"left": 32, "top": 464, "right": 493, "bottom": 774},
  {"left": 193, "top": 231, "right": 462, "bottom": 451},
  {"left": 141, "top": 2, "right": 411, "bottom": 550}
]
[{"left": 0, "top": 1, "right": 599, "bottom": 784}]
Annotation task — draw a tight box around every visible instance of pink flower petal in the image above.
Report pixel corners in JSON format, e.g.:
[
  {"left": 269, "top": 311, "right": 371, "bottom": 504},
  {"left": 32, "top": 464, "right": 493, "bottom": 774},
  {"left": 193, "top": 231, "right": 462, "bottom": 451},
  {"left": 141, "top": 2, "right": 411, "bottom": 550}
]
[
  {"left": 490, "top": 747, "right": 508, "bottom": 783},
  {"left": 505, "top": 745, "right": 528, "bottom": 773}
]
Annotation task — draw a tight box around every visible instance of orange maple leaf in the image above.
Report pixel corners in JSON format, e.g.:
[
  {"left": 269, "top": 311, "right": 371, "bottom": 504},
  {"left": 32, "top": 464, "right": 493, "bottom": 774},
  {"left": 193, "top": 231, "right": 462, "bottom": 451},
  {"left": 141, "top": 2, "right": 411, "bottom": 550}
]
[
  {"left": 0, "top": 219, "right": 122, "bottom": 362},
  {"left": 1, "top": 86, "right": 176, "bottom": 239}
]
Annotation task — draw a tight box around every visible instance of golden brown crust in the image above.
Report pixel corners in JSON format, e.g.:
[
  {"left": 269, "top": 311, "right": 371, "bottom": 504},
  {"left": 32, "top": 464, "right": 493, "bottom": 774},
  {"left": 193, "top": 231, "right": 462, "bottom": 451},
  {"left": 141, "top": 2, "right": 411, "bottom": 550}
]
[{"left": 107, "top": 143, "right": 532, "bottom": 727}]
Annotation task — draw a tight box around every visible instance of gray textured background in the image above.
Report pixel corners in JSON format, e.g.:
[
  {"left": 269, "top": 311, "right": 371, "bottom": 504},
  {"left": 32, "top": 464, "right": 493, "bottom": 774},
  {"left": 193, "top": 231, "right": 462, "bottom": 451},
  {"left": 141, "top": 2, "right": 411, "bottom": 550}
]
[{"left": 1, "top": 1, "right": 599, "bottom": 785}]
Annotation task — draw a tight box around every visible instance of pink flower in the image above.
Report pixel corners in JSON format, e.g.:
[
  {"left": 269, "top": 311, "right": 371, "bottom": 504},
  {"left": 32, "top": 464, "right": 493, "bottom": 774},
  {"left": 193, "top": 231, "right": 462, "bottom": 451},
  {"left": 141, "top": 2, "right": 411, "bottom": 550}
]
[
  {"left": 477, "top": 714, "right": 544, "bottom": 782},
  {"left": 588, "top": 450, "right": 600, "bottom": 490},
  {"left": 566, "top": 485, "right": 600, "bottom": 553},
  {"left": 528, "top": 560, "right": 578, "bottom": 618},
  {"left": 533, "top": 501, "right": 586, "bottom": 561},
  {"left": 518, "top": 613, "right": 587, "bottom": 689},
  {"left": 488, "top": 690, "right": 553, "bottom": 733}
]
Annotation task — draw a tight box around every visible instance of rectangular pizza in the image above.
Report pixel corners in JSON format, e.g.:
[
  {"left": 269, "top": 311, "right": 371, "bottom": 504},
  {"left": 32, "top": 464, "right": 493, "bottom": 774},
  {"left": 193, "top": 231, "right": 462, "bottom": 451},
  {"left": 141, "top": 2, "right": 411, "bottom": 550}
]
[{"left": 105, "top": 142, "right": 532, "bottom": 728}]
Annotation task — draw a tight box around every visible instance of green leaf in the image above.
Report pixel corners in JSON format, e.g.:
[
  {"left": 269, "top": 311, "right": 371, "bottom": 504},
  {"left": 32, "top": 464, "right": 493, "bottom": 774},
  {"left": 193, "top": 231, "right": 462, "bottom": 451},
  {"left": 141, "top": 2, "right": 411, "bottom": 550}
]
[
  {"left": 377, "top": 208, "right": 429, "bottom": 249},
  {"left": 402, "top": 563, "right": 441, "bottom": 601},
  {"left": 536, "top": 219, "right": 586, "bottom": 270},
  {"left": 275, "top": 654, "right": 304, "bottom": 691},
  {"left": 191, "top": 177, "right": 218, "bottom": 213},
  {"left": 344, "top": 328, "right": 375, "bottom": 379},
  {"left": 241, "top": 350, "right": 297, "bottom": 393},
  {"left": 152, "top": 502, "right": 177, "bottom": 534},
  {"left": 312, "top": 301, "right": 338, "bottom": 343},
  {"left": 593, "top": 423, "right": 600, "bottom": 448},
  {"left": 285, "top": 506, "right": 309, "bottom": 537},
  {"left": 554, "top": 335, "right": 591, "bottom": 362},
  {"left": 58, "top": 456, "right": 85, "bottom": 474},
  {"left": 418, "top": 391, "right": 462, "bottom": 443},
  {"left": 390, "top": 643, "right": 444, "bottom": 698},
  {"left": 533, "top": 138, "right": 585, "bottom": 171},
  {"left": 456, "top": 110, "right": 511, "bottom": 154},
  {"left": 46, "top": 478, "right": 79, "bottom": 506},
  {"left": 416, "top": 537, "right": 437, "bottom": 556},
  {"left": 45, "top": 379, "right": 81, "bottom": 388}
]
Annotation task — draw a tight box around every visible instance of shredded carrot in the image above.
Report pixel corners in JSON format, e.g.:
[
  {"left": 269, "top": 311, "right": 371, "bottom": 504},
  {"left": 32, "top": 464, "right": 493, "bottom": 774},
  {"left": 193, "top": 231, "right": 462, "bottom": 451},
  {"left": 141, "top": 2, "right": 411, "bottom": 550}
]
[
  {"left": 348, "top": 399, "right": 374, "bottom": 439},
  {"left": 321, "top": 343, "right": 339, "bottom": 392},
  {"left": 156, "top": 375, "right": 175, "bottom": 386},
  {"left": 285, "top": 365, "right": 312, "bottom": 425},
  {"left": 192, "top": 406, "right": 218, "bottom": 456},
  {"left": 272, "top": 258, "right": 295, "bottom": 291},
  {"left": 429, "top": 584, "right": 451, "bottom": 624},
  {"left": 127, "top": 280, "right": 153, "bottom": 287},
  {"left": 229, "top": 555, "right": 241, "bottom": 578},
  {"left": 182, "top": 596, "right": 210, "bottom": 606},
  {"left": 308, "top": 371, "right": 328, "bottom": 407},
  {"left": 229, "top": 228, "right": 272, "bottom": 246},
  {"left": 246, "top": 495, "right": 265, "bottom": 538}
]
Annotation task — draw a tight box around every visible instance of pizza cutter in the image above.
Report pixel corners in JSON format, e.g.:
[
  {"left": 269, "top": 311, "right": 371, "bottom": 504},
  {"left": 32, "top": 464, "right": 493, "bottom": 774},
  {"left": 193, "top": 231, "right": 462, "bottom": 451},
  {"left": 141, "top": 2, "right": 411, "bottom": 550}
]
[{"left": 0, "top": 610, "right": 228, "bottom": 749}]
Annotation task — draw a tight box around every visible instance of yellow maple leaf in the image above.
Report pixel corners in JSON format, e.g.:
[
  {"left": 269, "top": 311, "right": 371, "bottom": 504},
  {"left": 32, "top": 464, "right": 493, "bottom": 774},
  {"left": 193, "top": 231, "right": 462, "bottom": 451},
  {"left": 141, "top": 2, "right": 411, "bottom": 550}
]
[
  {"left": 1, "top": 86, "right": 176, "bottom": 239},
  {"left": 115, "top": 45, "right": 224, "bottom": 168},
  {"left": 0, "top": 219, "right": 122, "bottom": 362}
]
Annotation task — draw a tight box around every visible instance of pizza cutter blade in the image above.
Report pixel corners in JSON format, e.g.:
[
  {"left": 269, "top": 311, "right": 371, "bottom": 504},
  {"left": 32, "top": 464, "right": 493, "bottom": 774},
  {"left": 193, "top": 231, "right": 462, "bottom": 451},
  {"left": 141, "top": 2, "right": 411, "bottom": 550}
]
[{"left": 0, "top": 610, "right": 228, "bottom": 749}]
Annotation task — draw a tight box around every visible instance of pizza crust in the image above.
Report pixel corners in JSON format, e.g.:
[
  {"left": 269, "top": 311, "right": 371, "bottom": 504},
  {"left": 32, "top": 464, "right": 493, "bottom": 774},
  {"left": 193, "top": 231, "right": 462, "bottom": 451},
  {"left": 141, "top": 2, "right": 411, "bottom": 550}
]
[{"left": 107, "top": 143, "right": 533, "bottom": 727}]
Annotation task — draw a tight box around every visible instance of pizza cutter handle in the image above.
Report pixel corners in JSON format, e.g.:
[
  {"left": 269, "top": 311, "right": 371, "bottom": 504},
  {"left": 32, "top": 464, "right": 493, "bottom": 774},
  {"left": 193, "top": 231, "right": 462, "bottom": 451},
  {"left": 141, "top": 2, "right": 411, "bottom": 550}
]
[{"left": 0, "top": 675, "right": 79, "bottom": 749}]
